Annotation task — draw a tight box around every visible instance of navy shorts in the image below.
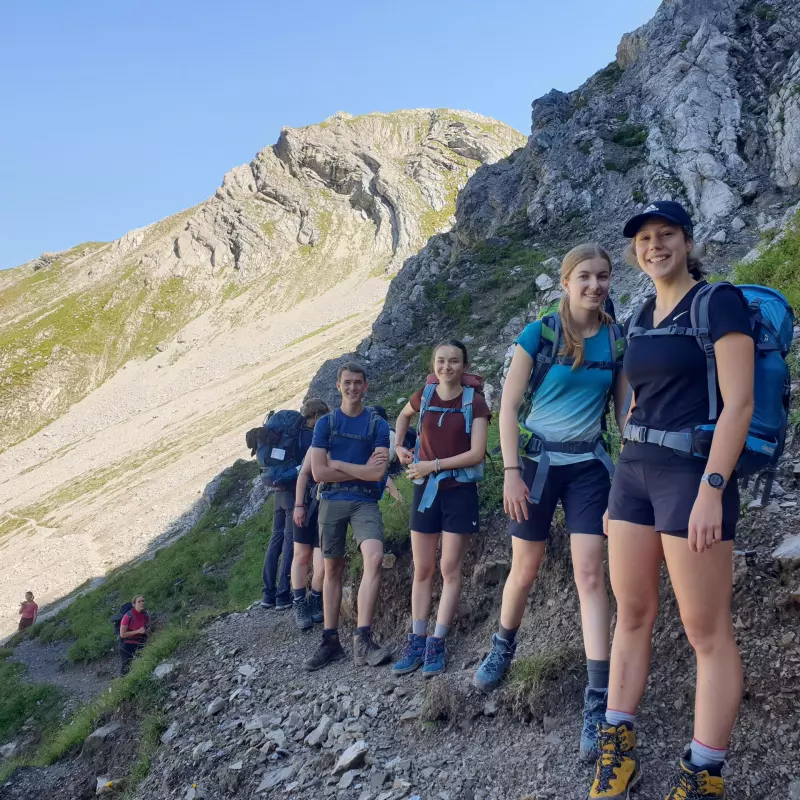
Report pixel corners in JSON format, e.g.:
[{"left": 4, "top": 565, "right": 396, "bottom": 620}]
[
  {"left": 608, "top": 459, "right": 739, "bottom": 540},
  {"left": 293, "top": 506, "right": 320, "bottom": 548},
  {"left": 410, "top": 482, "right": 480, "bottom": 535},
  {"left": 510, "top": 458, "right": 610, "bottom": 541}
]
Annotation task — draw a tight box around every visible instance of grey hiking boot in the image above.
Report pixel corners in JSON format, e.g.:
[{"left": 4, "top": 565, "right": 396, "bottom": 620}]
[
  {"left": 303, "top": 634, "right": 345, "bottom": 671},
  {"left": 308, "top": 592, "right": 324, "bottom": 624},
  {"left": 293, "top": 596, "right": 313, "bottom": 631},
  {"left": 353, "top": 632, "right": 392, "bottom": 667},
  {"left": 580, "top": 686, "right": 608, "bottom": 761}
]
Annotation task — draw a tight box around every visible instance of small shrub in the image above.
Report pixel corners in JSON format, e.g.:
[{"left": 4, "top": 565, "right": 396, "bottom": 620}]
[
  {"left": 604, "top": 161, "right": 625, "bottom": 174},
  {"left": 505, "top": 645, "right": 583, "bottom": 717},
  {"left": 595, "top": 62, "right": 623, "bottom": 91},
  {"left": 632, "top": 190, "right": 646, "bottom": 204},
  {"left": 680, "top": 38, "right": 690, "bottom": 52},
  {"left": 611, "top": 125, "right": 648, "bottom": 148}
]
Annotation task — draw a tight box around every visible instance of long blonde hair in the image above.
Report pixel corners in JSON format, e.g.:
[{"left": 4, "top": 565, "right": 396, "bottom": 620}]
[{"left": 558, "top": 243, "right": 613, "bottom": 369}]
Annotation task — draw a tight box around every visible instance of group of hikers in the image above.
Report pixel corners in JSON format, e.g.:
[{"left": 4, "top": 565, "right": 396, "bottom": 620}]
[{"left": 256, "top": 199, "right": 794, "bottom": 799}]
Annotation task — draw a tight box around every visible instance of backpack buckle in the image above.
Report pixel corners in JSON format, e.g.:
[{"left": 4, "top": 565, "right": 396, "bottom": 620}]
[
  {"left": 702, "top": 341, "right": 715, "bottom": 356},
  {"left": 625, "top": 424, "right": 648, "bottom": 443}
]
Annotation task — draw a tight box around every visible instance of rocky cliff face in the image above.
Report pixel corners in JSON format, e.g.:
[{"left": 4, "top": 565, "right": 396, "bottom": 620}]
[
  {"left": 0, "top": 110, "right": 524, "bottom": 450},
  {"left": 312, "top": 0, "right": 800, "bottom": 405}
]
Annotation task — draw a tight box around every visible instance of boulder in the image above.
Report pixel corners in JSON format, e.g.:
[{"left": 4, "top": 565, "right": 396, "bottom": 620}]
[
  {"left": 472, "top": 560, "right": 511, "bottom": 587},
  {"left": 773, "top": 534, "right": 800, "bottom": 567},
  {"left": 160, "top": 722, "right": 179, "bottom": 745},
  {"left": 333, "top": 740, "right": 369, "bottom": 774},
  {"left": 206, "top": 697, "right": 226, "bottom": 716},
  {"left": 82, "top": 722, "right": 122, "bottom": 759},
  {"left": 152, "top": 662, "right": 175, "bottom": 679},
  {"left": 535, "top": 274, "right": 555, "bottom": 291}
]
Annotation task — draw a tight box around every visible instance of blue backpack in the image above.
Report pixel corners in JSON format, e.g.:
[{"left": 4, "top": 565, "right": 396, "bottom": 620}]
[
  {"left": 256, "top": 409, "right": 306, "bottom": 487},
  {"left": 412, "top": 382, "right": 484, "bottom": 512},
  {"left": 626, "top": 283, "right": 793, "bottom": 501}
]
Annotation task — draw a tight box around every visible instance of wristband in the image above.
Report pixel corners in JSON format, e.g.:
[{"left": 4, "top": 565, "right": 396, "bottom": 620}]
[
  {"left": 435, "top": 458, "right": 440, "bottom": 473},
  {"left": 294, "top": 505, "right": 305, "bottom": 509},
  {"left": 504, "top": 466, "right": 521, "bottom": 472}
]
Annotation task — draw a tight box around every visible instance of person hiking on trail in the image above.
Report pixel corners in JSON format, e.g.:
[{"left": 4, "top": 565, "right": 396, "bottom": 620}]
[
  {"left": 390, "top": 340, "right": 490, "bottom": 677},
  {"left": 18, "top": 591, "right": 38, "bottom": 630},
  {"left": 290, "top": 398, "right": 331, "bottom": 631},
  {"left": 587, "top": 202, "right": 754, "bottom": 800},
  {"left": 260, "top": 401, "right": 324, "bottom": 611},
  {"left": 473, "top": 244, "right": 628, "bottom": 763},
  {"left": 305, "top": 362, "right": 392, "bottom": 671},
  {"left": 119, "top": 595, "right": 150, "bottom": 675}
]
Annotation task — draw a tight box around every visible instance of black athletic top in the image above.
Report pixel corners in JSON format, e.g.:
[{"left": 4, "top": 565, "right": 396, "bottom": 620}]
[{"left": 621, "top": 281, "right": 752, "bottom": 469}]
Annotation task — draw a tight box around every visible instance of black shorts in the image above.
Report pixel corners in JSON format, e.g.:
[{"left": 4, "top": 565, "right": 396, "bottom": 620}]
[
  {"left": 510, "top": 458, "right": 610, "bottom": 541},
  {"left": 410, "top": 482, "right": 479, "bottom": 535},
  {"left": 608, "top": 459, "right": 739, "bottom": 539},
  {"left": 293, "top": 506, "right": 320, "bottom": 548}
]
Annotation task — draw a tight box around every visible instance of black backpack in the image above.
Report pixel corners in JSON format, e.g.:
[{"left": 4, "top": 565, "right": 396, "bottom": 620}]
[
  {"left": 256, "top": 410, "right": 307, "bottom": 487},
  {"left": 111, "top": 602, "right": 133, "bottom": 639}
]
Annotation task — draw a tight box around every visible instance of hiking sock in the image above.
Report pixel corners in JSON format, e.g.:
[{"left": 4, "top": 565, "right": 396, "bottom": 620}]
[
  {"left": 356, "top": 625, "right": 371, "bottom": 641},
  {"left": 690, "top": 739, "right": 727, "bottom": 768},
  {"left": 605, "top": 709, "right": 636, "bottom": 728},
  {"left": 293, "top": 588, "right": 306, "bottom": 603},
  {"left": 498, "top": 624, "right": 519, "bottom": 645},
  {"left": 433, "top": 623, "right": 450, "bottom": 639},
  {"left": 412, "top": 619, "right": 428, "bottom": 636},
  {"left": 322, "top": 628, "right": 338, "bottom": 640},
  {"left": 587, "top": 658, "right": 610, "bottom": 690},
  {"left": 310, "top": 589, "right": 322, "bottom": 600}
]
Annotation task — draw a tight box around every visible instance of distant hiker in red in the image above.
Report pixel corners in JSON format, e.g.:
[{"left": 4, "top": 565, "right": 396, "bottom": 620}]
[
  {"left": 18, "top": 591, "right": 38, "bottom": 630},
  {"left": 119, "top": 595, "right": 150, "bottom": 675}
]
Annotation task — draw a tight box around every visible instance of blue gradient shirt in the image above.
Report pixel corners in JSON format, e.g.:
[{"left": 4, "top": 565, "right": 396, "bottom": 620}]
[{"left": 515, "top": 321, "right": 613, "bottom": 465}]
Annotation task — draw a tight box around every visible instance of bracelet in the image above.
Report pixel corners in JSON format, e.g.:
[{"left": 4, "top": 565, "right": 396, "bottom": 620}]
[
  {"left": 435, "top": 458, "right": 440, "bottom": 473},
  {"left": 294, "top": 505, "right": 305, "bottom": 509},
  {"left": 504, "top": 466, "right": 521, "bottom": 472}
]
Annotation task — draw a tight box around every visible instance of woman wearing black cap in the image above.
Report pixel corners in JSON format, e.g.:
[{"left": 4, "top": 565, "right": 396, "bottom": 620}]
[{"left": 587, "top": 201, "right": 754, "bottom": 800}]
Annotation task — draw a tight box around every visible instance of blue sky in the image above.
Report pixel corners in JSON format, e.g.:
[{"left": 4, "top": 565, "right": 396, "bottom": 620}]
[{"left": 1, "top": 0, "right": 661, "bottom": 269}]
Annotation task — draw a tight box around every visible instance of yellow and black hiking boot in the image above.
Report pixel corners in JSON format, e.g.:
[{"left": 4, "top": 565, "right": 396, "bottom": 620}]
[
  {"left": 663, "top": 753, "right": 727, "bottom": 799},
  {"left": 588, "top": 721, "right": 641, "bottom": 799}
]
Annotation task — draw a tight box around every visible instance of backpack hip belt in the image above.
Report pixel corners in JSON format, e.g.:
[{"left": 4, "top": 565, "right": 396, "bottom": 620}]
[
  {"left": 520, "top": 429, "right": 615, "bottom": 504},
  {"left": 319, "top": 481, "right": 382, "bottom": 501},
  {"left": 413, "top": 466, "right": 483, "bottom": 512}
]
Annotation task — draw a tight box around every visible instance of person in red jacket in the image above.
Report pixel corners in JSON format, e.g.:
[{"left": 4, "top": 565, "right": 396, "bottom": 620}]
[
  {"left": 18, "top": 591, "right": 38, "bottom": 630},
  {"left": 119, "top": 595, "right": 150, "bottom": 675}
]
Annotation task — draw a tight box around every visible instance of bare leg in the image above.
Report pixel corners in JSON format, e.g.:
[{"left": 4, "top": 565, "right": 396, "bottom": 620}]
[
  {"left": 570, "top": 534, "right": 610, "bottom": 660},
  {"left": 357, "top": 538, "right": 384, "bottom": 628},
  {"left": 323, "top": 557, "right": 344, "bottom": 630},
  {"left": 311, "top": 547, "right": 324, "bottom": 593},
  {"left": 607, "top": 521, "right": 662, "bottom": 714},
  {"left": 410, "top": 531, "right": 439, "bottom": 622},
  {"left": 436, "top": 533, "right": 470, "bottom": 627},
  {"left": 291, "top": 543, "right": 312, "bottom": 592},
  {"left": 499, "top": 537, "right": 547, "bottom": 630},
  {"left": 662, "top": 537, "right": 741, "bottom": 748}
]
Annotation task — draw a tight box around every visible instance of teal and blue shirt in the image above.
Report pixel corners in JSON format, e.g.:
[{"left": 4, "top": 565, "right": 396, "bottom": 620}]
[{"left": 515, "top": 321, "right": 614, "bottom": 465}]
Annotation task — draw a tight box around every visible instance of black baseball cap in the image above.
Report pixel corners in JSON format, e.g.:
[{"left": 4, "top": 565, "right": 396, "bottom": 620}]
[{"left": 623, "top": 200, "right": 694, "bottom": 238}]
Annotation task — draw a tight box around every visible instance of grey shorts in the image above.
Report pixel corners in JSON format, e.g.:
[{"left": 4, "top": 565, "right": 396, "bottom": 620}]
[{"left": 318, "top": 499, "right": 384, "bottom": 559}]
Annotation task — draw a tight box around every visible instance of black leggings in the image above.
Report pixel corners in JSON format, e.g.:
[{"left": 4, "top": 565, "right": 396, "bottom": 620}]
[{"left": 119, "top": 640, "right": 144, "bottom": 675}]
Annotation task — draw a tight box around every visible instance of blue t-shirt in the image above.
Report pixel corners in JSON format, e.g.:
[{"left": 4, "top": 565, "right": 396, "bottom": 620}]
[
  {"left": 311, "top": 409, "right": 391, "bottom": 501},
  {"left": 515, "top": 321, "right": 614, "bottom": 465}
]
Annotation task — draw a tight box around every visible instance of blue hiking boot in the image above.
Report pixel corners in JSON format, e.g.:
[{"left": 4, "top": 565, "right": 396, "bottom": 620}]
[
  {"left": 422, "top": 636, "right": 446, "bottom": 678},
  {"left": 580, "top": 686, "right": 608, "bottom": 762},
  {"left": 473, "top": 633, "right": 516, "bottom": 692},
  {"left": 391, "top": 634, "right": 426, "bottom": 675}
]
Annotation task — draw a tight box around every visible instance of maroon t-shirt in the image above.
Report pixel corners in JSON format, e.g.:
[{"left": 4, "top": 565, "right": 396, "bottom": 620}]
[{"left": 410, "top": 387, "right": 492, "bottom": 490}]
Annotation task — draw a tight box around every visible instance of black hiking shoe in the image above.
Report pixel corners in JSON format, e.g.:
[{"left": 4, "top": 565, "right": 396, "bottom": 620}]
[
  {"left": 303, "top": 634, "right": 345, "bottom": 671},
  {"left": 294, "top": 596, "right": 313, "bottom": 631},
  {"left": 275, "top": 597, "right": 292, "bottom": 611},
  {"left": 308, "top": 592, "right": 324, "bottom": 624},
  {"left": 353, "top": 632, "right": 392, "bottom": 667}
]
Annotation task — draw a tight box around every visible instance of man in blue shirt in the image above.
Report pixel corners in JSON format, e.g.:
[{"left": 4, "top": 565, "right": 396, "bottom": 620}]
[{"left": 305, "top": 362, "right": 392, "bottom": 671}]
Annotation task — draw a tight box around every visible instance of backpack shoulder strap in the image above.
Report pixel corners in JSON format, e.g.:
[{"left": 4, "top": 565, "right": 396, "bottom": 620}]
[
  {"left": 326, "top": 410, "right": 338, "bottom": 443},
  {"left": 367, "top": 411, "right": 381, "bottom": 445},
  {"left": 627, "top": 297, "right": 656, "bottom": 338},
  {"left": 461, "top": 386, "right": 475, "bottom": 434},
  {"left": 418, "top": 383, "right": 437, "bottom": 430},
  {"left": 690, "top": 282, "right": 730, "bottom": 422},
  {"left": 530, "top": 314, "right": 561, "bottom": 395}
]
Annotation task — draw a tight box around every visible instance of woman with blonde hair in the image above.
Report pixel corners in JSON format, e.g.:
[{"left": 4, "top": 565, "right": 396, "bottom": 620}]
[{"left": 473, "top": 243, "right": 627, "bottom": 762}]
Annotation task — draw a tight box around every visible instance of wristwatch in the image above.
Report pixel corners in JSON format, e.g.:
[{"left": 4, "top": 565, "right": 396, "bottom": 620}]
[{"left": 701, "top": 472, "right": 727, "bottom": 490}]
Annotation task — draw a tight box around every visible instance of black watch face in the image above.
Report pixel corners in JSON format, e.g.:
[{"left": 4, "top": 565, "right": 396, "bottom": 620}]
[{"left": 707, "top": 473, "right": 725, "bottom": 489}]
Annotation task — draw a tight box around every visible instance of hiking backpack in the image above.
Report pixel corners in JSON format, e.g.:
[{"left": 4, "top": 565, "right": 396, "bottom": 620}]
[
  {"left": 255, "top": 409, "right": 306, "bottom": 488},
  {"left": 412, "top": 374, "right": 486, "bottom": 512},
  {"left": 111, "top": 602, "right": 134, "bottom": 639},
  {"left": 626, "top": 282, "right": 794, "bottom": 502},
  {"left": 498, "top": 313, "right": 626, "bottom": 503}
]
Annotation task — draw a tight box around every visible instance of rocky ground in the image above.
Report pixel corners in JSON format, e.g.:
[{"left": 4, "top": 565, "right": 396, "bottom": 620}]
[{"left": 3, "top": 477, "right": 798, "bottom": 800}]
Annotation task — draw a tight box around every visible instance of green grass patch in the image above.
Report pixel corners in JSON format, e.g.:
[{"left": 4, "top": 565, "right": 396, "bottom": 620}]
[
  {"left": 610, "top": 124, "right": 648, "bottom": 148},
  {"left": 32, "top": 460, "right": 271, "bottom": 663},
  {"left": 733, "top": 209, "right": 800, "bottom": 308},
  {"left": 505, "top": 645, "right": 583, "bottom": 715},
  {"left": 0, "top": 649, "right": 65, "bottom": 746}
]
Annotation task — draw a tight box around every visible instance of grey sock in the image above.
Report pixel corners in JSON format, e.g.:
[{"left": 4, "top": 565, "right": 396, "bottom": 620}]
[
  {"left": 498, "top": 625, "right": 519, "bottom": 645},
  {"left": 433, "top": 622, "right": 450, "bottom": 639},
  {"left": 690, "top": 739, "right": 726, "bottom": 768},
  {"left": 587, "top": 658, "right": 610, "bottom": 690},
  {"left": 412, "top": 619, "right": 427, "bottom": 636},
  {"left": 605, "top": 709, "right": 636, "bottom": 728}
]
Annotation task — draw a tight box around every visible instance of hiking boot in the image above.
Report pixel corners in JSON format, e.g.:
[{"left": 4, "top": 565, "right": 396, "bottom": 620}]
[
  {"left": 580, "top": 687, "right": 609, "bottom": 762},
  {"left": 308, "top": 592, "right": 324, "bottom": 624},
  {"left": 422, "top": 636, "right": 446, "bottom": 678},
  {"left": 303, "top": 634, "right": 345, "bottom": 671},
  {"left": 293, "top": 596, "right": 313, "bottom": 631},
  {"left": 353, "top": 632, "right": 392, "bottom": 667},
  {"left": 275, "top": 597, "right": 292, "bottom": 611},
  {"left": 473, "top": 634, "right": 516, "bottom": 692},
  {"left": 588, "top": 721, "right": 641, "bottom": 799},
  {"left": 259, "top": 598, "right": 275, "bottom": 609},
  {"left": 663, "top": 752, "right": 727, "bottom": 799},
  {"left": 391, "top": 634, "right": 426, "bottom": 675}
]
